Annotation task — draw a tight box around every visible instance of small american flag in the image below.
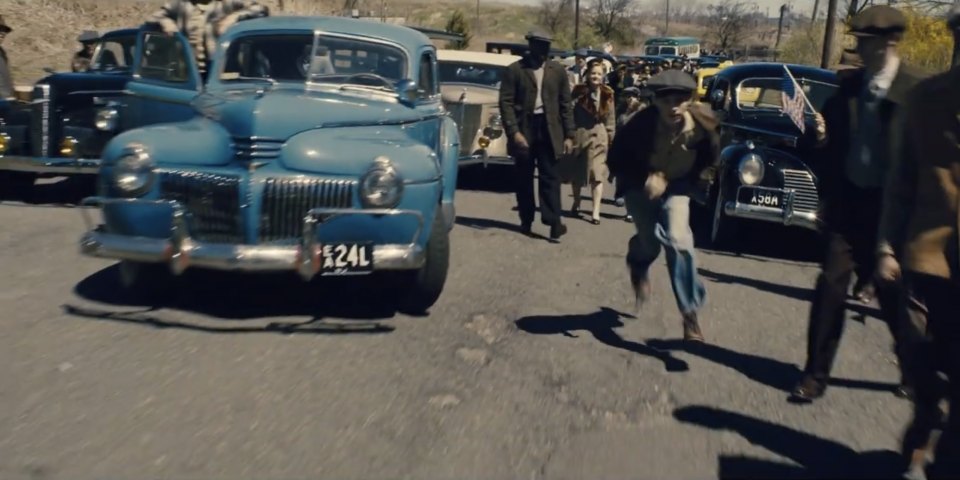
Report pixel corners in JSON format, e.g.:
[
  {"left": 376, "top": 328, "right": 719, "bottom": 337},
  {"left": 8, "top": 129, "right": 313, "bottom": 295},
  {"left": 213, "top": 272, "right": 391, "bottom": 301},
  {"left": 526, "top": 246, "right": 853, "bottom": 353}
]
[{"left": 781, "top": 67, "right": 806, "bottom": 134}]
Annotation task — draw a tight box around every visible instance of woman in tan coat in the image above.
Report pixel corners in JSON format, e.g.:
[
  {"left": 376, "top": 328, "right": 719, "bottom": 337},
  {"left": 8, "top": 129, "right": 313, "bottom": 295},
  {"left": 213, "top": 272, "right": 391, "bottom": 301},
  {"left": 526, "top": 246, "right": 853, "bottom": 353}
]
[{"left": 561, "top": 60, "right": 616, "bottom": 224}]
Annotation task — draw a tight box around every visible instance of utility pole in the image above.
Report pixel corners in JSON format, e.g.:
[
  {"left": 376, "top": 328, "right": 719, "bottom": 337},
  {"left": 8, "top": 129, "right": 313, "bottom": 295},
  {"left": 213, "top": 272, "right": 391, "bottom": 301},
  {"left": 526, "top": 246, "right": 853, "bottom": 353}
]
[
  {"left": 476, "top": 0, "right": 481, "bottom": 36},
  {"left": 665, "top": 0, "right": 670, "bottom": 35},
  {"left": 811, "top": 0, "right": 820, "bottom": 25},
  {"left": 774, "top": 3, "right": 787, "bottom": 59},
  {"left": 821, "top": 0, "right": 838, "bottom": 68},
  {"left": 574, "top": 0, "right": 580, "bottom": 48},
  {"left": 952, "top": 0, "right": 960, "bottom": 69}
]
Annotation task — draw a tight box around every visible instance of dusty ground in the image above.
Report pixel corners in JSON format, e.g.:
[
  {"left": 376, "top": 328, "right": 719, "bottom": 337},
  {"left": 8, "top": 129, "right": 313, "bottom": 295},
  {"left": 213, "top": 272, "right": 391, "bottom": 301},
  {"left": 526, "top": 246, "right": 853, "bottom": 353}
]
[{"left": 0, "top": 174, "right": 912, "bottom": 479}]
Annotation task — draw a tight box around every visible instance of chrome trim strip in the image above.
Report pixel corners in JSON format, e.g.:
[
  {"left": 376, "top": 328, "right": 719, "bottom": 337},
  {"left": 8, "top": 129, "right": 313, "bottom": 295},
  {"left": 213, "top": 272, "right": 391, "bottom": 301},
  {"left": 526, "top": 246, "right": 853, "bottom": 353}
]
[
  {"left": 0, "top": 155, "right": 100, "bottom": 174},
  {"left": 39, "top": 84, "right": 50, "bottom": 157},
  {"left": 457, "top": 154, "right": 513, "bottom": 167}
]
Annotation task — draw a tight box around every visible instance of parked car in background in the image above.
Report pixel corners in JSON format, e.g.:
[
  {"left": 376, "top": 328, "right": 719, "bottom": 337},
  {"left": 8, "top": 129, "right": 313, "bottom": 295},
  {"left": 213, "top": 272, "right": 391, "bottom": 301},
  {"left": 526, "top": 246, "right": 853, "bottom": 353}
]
[
  {"left": 703, "top": 63, "right": 839, "bottom": 249},
  {"left": 0, "top": 28, "right": 150, "bottom": 194},
  {"left": 695, "top": 67, "right": 721, "bottom": 101},
  {"left": 438, "top": 49, "right": 519, "bottom": 168},
  {"left": 79, "top": 17, "right": 461, "bottom": 313}
]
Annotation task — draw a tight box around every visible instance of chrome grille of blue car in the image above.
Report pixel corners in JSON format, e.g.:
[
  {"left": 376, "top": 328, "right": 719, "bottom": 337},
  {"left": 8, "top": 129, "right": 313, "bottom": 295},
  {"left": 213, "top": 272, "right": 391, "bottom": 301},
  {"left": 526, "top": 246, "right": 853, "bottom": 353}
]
[
  {"left": 259, "top": 177, "right": 356, "bottom": 243},
  {"left": 159, "top": 171, "right": 244, "bottom": 243},
  {"left": 782, "top": 169, "right": 819, "bottom": 214},
  {"left": 233, "top": 137, "right": 283, "bottom": 162}
]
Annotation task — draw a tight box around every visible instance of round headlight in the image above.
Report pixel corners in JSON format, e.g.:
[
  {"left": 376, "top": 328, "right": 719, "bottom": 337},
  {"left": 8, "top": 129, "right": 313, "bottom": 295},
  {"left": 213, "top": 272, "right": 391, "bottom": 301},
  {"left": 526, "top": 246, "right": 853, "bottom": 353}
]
[
  {"left": 95, "top": 107, "right": 119, "bottom": 132},
  {"left": 112, "top": 145, "right": 154, "bottom": 196},
  {"left": 359, "top": 157, "right": 403, "bottom": 208},
  {"left": 738, "top": 153, "right": 764, "bottom": 185}
]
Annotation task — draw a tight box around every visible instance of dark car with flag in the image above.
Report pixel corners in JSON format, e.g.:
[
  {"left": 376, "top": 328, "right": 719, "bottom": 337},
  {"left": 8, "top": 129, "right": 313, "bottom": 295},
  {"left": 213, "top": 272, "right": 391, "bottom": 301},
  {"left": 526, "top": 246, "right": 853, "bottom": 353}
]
[{"left": 701, "top": 63, "right": 839, "bottom": 249}]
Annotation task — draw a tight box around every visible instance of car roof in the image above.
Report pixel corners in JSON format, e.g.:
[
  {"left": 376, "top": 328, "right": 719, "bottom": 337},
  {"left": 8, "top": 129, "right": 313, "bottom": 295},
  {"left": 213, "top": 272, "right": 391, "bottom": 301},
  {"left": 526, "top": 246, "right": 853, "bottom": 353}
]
[
  {"left": 437, "top": 49, "right": 520, "bottom": 66},
  {"left": 717, "top": 62, "right": 838, "bottom": 83},
  {"left": 102, "top": 28, "right": 138, "bottom": 39},
  {"left": 224, "top": 16, "right": 432, "bottom": 50}
]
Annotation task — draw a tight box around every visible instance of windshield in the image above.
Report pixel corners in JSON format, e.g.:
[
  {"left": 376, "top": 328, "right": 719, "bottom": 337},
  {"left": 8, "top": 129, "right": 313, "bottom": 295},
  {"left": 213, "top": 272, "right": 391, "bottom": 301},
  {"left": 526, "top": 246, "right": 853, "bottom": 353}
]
[
  {"left": 736, "top": 77, "right": 837, "bottom": 114},
  {"left": 220, "top": 33, "right": 407, "bottom": 87},
  {"left": 91, "top": 35, "right": 136, "bottom": 72},
  {"left": 438, "top": 61, "right": 505, "bottom": 87}
]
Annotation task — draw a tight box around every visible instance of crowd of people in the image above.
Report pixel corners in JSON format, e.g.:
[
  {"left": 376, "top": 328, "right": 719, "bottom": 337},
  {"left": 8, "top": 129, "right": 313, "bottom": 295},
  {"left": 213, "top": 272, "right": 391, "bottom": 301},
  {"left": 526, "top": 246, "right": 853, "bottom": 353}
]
[{"left": 498, "top": 5, "right": 959, "bottom": 478}]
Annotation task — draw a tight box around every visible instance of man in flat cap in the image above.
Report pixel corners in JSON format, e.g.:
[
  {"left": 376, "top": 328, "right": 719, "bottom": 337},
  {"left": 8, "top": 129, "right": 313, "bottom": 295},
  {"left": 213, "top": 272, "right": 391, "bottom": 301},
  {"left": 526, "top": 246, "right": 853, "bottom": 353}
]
[
  {"left": 144, "top": 0, "right": 269, "bottom": 79},
  {"left": 0, "top": 15, "right": 14, "bottom": 100},
  {"left": 71, "top": 30, "right": 99, "bottom": 73},
  {"left": 499, "top": 31, "right": 576, "bottom": 241},
  {"left": 877, "top": 5, "right": 960, "bottom": 478},
  {"left": 607, "top": 70, "right": 720, "bottom": 341},
  {"left": 791, "top": 5, "right": 927, "bottom": 403}
]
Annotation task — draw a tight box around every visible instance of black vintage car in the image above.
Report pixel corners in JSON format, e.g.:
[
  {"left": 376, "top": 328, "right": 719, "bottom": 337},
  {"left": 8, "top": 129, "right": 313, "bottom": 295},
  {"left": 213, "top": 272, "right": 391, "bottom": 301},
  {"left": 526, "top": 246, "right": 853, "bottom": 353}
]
[
  {"left": 0, "top": 28, "right": 195, "bottom": 194},
  {"left": 703, "top": 63, "right": 840, "bottom": 248}
]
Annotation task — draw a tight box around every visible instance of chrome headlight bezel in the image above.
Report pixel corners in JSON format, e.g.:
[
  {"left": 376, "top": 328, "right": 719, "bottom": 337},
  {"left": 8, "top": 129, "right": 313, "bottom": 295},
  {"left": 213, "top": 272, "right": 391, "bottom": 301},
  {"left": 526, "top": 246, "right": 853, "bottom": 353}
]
[
  {"left": 737, "top": 152, "right": 764, "bottom": 186},
  {"left": 112, "top": 144, "right": 155, "bottom": 197},
  {"left": 95, "top": 107, "right": 119, "bottom": 132},
  {"left": 359, "top": 156, "right": 403, "bottom": 209}
]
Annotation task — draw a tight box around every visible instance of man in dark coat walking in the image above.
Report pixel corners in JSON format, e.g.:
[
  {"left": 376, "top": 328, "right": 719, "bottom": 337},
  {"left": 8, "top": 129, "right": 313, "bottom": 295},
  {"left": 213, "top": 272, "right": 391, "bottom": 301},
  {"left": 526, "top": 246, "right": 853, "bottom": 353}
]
[
  {"left": 71, "top": 30, "right": 100, "bottom": 73},
  {"left": 877, "top": 6, "right": 960, "bottom": 478},
  {"left": 791, "top": 5, "right": 927, "bottom": 402},
  {"left": 498, "top": 31, "right": 576, "bottom": 241}
]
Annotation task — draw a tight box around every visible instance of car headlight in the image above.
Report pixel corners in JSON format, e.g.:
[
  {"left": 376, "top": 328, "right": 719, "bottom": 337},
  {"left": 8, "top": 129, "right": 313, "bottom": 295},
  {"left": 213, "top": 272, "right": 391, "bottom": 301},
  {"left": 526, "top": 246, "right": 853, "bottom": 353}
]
[
  {"left": 0, "top": 132, "right": 9, "bottom": 155},
  {"left": 359, "top": 156, "right": 403, "bottom": 208},
  {"left": 95, "top": 107, "right": 119, "bottom": 132},
  {"left": 112, "top": 145, "right": 154, "bottom": 196},
  {"left": 738, "top": 153, "right": 764, "bottom": 185}
]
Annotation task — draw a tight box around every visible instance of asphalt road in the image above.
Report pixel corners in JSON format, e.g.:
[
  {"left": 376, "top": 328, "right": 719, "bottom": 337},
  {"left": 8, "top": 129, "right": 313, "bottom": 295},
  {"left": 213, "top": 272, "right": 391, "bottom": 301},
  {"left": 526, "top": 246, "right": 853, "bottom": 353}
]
[{"left": 1, "top": 174, "right": 912, "bottom": 479}]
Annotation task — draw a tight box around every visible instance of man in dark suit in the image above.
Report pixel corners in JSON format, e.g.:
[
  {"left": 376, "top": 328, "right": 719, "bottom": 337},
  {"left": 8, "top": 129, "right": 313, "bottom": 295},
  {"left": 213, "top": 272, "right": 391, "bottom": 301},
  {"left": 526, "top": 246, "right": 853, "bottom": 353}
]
[
  {"left": 0, "top": 15, "right": 14, "bottom": 100},
  {"left": 498, "top": 31, "right": 575, "bottom": 241},
  {"left": 791, "top": 5, "right": 927, "bottom": 402}
]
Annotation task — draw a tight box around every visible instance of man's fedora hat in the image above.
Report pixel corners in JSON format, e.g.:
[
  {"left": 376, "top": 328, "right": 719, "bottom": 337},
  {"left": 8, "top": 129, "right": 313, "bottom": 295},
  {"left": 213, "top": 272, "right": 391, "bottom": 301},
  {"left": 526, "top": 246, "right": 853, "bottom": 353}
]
[
  {"left": 0, "top": 15, "right": 12, "bottom": 34},
  {"left": 77, "top": 30, "right": 100, "bottom": 43},
  {"left": 848, "top": 5, "right": 907, "bottom": 37},
  {"left": 524, "top": 30, "right": 553, "bottom": 44}
]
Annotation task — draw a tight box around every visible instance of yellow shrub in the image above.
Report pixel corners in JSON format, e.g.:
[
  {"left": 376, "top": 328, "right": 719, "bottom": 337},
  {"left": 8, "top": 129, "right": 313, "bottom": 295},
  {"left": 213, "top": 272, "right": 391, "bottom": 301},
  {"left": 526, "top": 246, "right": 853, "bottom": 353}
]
[{"left": 899, "top": 8, "right": 952, "bottom": 74}]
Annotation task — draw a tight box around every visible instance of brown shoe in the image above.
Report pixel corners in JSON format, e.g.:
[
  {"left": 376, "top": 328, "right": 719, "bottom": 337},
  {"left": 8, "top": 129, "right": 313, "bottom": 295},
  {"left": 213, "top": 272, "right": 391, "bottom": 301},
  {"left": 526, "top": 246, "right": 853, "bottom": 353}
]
[
  {"left": 682, "top": 312, "right": 704, "bottom": 342},
  {"left": 790, "top": 375, "right": 826, "bottom": 401}
]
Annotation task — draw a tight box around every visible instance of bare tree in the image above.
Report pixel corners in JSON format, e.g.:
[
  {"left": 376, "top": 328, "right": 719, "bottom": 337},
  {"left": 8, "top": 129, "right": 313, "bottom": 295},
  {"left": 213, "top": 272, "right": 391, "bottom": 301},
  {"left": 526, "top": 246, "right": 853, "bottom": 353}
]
[
  {"left": 591, "top": 0, "right": 636, "bottom": 43},
  {"left": 539, "top": 0, "right": 575, "bottom": 35},
  {"left": 707, "top": 0, "right": 753, "bottom": 52}
]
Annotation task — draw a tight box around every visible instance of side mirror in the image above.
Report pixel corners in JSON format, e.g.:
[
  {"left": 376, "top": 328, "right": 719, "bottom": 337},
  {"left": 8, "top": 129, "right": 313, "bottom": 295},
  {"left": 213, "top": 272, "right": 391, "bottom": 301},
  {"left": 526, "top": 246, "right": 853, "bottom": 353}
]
[
  {"left": 395, "top": 79, "right": 418, "bottom": 106},
  {"left": 710, "top": 89, "right": 725, "bottom": 110}
]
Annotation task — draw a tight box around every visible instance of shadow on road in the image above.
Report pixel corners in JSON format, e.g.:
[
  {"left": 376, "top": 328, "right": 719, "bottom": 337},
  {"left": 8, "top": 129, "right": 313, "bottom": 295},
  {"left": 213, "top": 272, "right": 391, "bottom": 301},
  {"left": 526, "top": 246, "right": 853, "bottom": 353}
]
[
  {"left": 645, "top": 339, "right": 900, "bottom": 396},
  {"left": 70, "top": 264, "right": 402, "bottom": 329},
  {"left": 515, "top": 307, "right": 691, "bottom": 372},
  {"left": 455, "top": 215, "right": 550, "bottom": 241},
  {"left": 0, "top": 176, "right": 94, "bottom": 206},
  {"left": 673, "top": 406, "right": 905, "bottom": 479},
  {"left": 456, "top": 165, "right": 515, "bottom": 193},
  {"left": 63, "top": 304, "right": 395, "bottom": 335}
]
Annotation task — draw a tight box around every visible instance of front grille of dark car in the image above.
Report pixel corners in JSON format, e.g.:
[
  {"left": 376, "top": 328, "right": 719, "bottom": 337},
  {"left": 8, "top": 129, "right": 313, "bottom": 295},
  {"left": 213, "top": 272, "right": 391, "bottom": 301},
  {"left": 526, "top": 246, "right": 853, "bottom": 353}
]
[
  {"left": 259, "top": 177, "right": 356, "bottom": 243},
  {"left": 30, "top": 84, "right": 52, "bottom": 157},
  {"left": 159, "top": 171, "right": 244, "bottom": 243},
  {"left": 233, "top": 137, "right": 283, "bottom": 163},
  {"left": 782, "top": 169, "right": 819, "bottom": 214}
]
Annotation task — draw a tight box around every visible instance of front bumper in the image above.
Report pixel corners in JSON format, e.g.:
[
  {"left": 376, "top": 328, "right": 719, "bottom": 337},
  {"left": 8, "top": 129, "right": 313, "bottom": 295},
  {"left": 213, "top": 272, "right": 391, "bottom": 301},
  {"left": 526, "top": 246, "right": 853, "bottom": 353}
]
[
  {"left": 79, "top": 197, "right": 426, "bottom": 280},
  {"left": 458, "top": 152, "right": 513, "bottom": 168},
  {"left": 0, "top": 155, "right": 100, "bottom": 175},
  {"left": 724, "top": 186, "right": 820, "bottom": 231}
]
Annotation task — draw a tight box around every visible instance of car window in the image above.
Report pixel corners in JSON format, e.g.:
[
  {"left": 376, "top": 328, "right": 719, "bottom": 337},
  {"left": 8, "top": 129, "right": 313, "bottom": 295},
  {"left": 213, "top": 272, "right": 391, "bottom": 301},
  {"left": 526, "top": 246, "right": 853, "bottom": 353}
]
[
  {"left": 220, "top": 33, "right": 407, "bottom": 86},
  {"left": 438, "top": 61, "right": 505, "bottom": 87},
  {"left": 736, "top": 77, "right": 837, "bottom": 113},
  {"left": 139, "top": 33, "right": 190, "bottom": 83},
  {"left": 92, "top": 35, "right": 136, "bottom": 72},
  {"left": 418, "top": 52, "right": 437, "bottom": 98}
]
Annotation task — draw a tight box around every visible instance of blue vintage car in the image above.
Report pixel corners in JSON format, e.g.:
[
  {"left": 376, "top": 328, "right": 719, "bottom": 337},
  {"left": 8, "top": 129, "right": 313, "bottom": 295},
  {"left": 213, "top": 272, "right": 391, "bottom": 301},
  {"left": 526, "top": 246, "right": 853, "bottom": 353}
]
[{"left": 78, "top": 16, "right": 461, "bottom": 313}]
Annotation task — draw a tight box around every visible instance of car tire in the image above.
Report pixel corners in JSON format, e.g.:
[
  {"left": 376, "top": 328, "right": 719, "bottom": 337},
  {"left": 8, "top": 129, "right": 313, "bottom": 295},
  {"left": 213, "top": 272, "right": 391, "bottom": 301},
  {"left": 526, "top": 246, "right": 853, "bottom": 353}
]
[
  {"left": 118, "top": 260, "right": 175, "bottom": 303},
  {"left": 0, "top": 172, "right": 36, "bottom": 200},
  {"left": 396, "top": 212, "right": 449, "bottom": 315},
  {"left": 708, "top": 177, "right": 741, "bottom": 251}
]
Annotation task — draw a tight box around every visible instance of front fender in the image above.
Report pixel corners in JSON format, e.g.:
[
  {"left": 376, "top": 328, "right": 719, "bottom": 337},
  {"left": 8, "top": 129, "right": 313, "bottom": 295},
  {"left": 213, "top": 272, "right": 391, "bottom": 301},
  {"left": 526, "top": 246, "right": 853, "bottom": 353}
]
[
  {"left": 439, "top": 115, "right": 460, "bottom": 205},
  {"left": 101, "top": 117, "right": 233, "bottom": 168}
]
